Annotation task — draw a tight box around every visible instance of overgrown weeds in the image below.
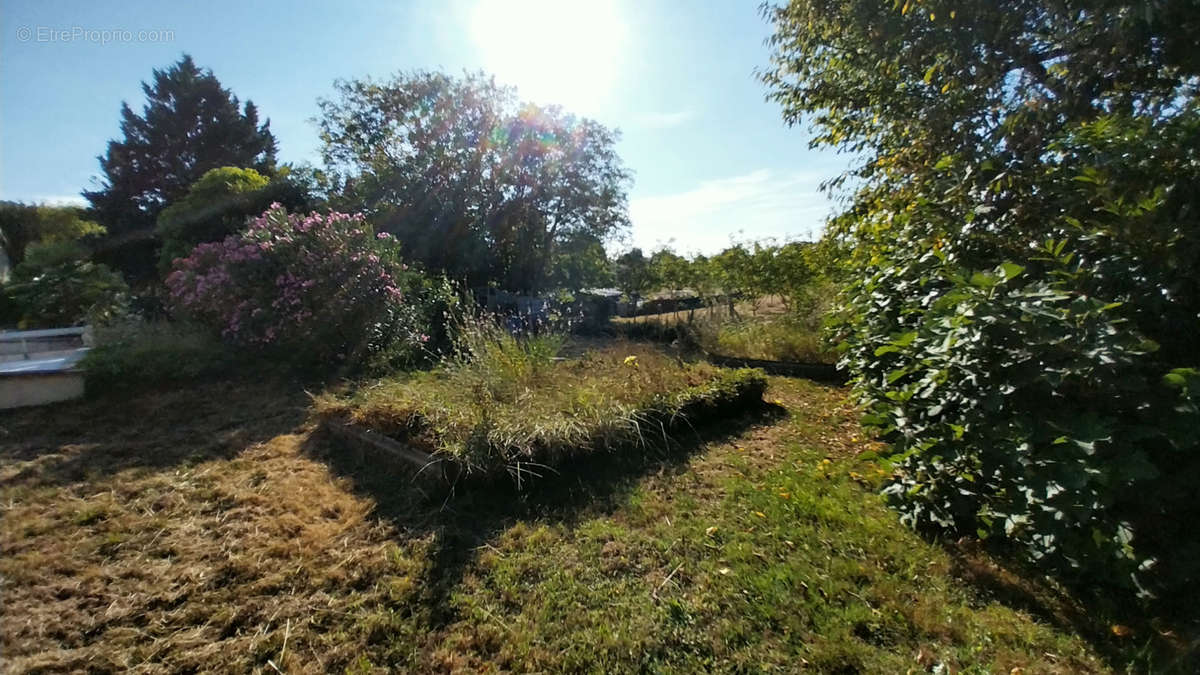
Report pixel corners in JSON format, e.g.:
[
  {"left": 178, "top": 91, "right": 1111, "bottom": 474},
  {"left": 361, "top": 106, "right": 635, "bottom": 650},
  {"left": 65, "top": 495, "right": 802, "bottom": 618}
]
[
  {"left": 315, "top": 321, "right": 766, "bottom": 484},
  {"left": 615, "top": 300, "right": 836, "bottom": 365}
]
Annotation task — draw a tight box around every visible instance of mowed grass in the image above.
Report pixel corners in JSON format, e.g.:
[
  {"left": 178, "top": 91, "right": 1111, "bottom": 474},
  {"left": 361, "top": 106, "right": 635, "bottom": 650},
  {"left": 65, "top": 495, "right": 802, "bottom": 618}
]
[{"left": 1, "top": 368, "right": 1177, "bottom": 672}]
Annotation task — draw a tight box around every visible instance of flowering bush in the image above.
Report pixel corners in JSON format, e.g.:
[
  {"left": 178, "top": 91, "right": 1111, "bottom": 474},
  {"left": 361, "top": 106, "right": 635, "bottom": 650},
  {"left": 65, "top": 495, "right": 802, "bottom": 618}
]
[{"left": 167, "top": 204, "right": 445, "bottom": 368}]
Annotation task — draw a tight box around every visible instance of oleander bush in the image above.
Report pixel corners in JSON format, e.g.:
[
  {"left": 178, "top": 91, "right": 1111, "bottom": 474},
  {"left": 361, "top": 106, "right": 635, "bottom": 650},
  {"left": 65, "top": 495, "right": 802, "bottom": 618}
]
[{"left": 166, "top": 204, "right": 454, "bottom": 370}]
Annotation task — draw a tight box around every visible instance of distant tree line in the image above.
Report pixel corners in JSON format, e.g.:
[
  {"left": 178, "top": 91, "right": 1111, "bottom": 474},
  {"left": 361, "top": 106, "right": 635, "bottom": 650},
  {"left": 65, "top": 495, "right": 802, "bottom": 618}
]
[{"left": 610, "top": 239, "right": 828, "bottom": 316}]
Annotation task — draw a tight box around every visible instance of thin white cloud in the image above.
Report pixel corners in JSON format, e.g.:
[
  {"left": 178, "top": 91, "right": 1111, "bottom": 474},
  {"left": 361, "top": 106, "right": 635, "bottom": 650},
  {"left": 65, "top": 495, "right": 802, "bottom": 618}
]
[
  {"left": 626, "top": 169, "right": 834, "bottom": 255},
  {"left": 4, "top": 194, "right": 88, "bottom": 207},
  {"left": 634, "top": 110, "right": 696, "bottom": 129}
]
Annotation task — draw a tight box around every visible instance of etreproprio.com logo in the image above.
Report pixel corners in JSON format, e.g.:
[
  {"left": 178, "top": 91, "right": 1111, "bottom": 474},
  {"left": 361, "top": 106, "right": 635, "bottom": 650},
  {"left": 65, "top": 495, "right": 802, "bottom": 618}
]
[{"left": 14, "top": 25, "right": 175, "bottom": 45}]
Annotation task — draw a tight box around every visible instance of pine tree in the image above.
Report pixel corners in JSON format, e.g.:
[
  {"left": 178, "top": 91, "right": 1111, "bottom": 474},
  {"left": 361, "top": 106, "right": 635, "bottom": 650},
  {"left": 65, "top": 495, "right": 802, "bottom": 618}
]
[{"left": 84, "top": 54, "right": 277, "bottom": 236}]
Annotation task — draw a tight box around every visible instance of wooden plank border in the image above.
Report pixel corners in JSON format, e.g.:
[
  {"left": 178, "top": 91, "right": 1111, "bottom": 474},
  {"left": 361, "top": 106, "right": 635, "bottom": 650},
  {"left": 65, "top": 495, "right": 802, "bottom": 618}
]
[{"left": 323, "top": 420, "right": 461, "bottom": 484}]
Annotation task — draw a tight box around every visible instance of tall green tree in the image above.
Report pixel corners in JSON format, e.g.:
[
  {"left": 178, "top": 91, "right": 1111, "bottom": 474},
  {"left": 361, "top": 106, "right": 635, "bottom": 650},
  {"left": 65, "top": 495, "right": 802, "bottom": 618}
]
[
  {"left": 0, "top": 202, "right": 104, "bottom": 269},
  {"left": 613, "top": 248, "right": 654, "bottom": 302},
  {"left": 318, "top": 70, "right": 631, "bottom": 292},
  {"left": 547, "top": 232, "right": 614, "bottom": 292},
  {"left": 84, "top": 54, "right": 277, "bottom": 237},
  {"left": 762, "top": 1, "right": 1200, "bottom": 596}
]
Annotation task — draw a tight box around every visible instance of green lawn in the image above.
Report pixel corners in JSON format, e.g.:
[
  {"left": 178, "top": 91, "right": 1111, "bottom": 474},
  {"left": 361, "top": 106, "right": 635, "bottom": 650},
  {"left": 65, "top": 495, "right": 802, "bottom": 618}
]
[{"left": 1, "top": 371, "right": 1186, "bottom": 672}]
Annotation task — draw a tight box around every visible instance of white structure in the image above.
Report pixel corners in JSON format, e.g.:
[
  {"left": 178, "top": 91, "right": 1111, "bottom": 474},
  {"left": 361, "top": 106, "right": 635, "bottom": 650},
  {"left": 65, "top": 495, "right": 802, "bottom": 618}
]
[{"left": 0, "top": 327, "right": 90, "bottom": 409}]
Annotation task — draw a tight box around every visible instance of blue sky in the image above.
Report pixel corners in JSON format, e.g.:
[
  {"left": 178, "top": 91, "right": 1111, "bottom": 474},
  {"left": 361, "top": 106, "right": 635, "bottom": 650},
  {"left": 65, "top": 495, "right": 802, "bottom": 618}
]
[{"left": 0, "top": 0, "right": 845, "bottom": 255}]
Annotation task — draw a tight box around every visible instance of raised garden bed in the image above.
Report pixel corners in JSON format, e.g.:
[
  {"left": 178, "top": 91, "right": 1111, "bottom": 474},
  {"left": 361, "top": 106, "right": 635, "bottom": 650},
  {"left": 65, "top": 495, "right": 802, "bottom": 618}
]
[{"left": 315, "top": 345, "right": 767, "bottom": 488}]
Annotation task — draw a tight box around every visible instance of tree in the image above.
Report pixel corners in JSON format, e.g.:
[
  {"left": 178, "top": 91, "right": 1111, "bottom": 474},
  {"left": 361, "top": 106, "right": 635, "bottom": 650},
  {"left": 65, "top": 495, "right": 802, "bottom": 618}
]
[
  {"left": 5, "top": 259, "right": 129, "bottom": 329},
  {"left": 0, "top": 202, "right": 104, "bottom": 268},
  {"left": 649, "top": 248, "right": 689, "bottom": 293},
  {"left": 318, "top": 70, "right": 631, "bottom": 293},
  {"left": 84, "top": 54, "right": 277, "bottom": 237},
  {"left": 156, "top": 166, "right": 316, "bottom": 271},
  {"left": 711, "top": 245, "right": 754, "bottom": 317},
  {"left": 761, "top": 1, "right": 1200, "bottom": 595},
  {"left": 547, "top": 232, "right": 614, "bottom": 292},
  {"left": 613, "top": 248, "right": 654, "bottom": 303}
]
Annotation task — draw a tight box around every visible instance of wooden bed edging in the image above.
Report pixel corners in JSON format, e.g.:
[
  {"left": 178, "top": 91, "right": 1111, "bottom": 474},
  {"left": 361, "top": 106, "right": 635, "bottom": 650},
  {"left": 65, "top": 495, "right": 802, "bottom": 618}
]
[
  {"left": 323, "top": 420, "right": 462, "bottom": 484},
  {"left": 703, "top": 353, "right": 846, "bottom": 383}
]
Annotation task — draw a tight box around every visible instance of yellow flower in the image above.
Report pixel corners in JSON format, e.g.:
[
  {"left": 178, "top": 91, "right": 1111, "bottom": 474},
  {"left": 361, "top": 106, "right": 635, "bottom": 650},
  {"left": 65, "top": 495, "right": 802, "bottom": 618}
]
[
  {"left": 623, "top": 355, "right": 638, "bottom": 367},
  {"left": 1110, "top": 624, "right": 1133, "bottom": 637}
]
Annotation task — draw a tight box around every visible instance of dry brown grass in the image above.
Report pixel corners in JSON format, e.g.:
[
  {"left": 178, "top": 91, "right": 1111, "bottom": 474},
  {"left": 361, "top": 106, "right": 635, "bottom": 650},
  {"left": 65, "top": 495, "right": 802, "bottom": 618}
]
[{"left": 0, "top": 380, "right": 416, "bottom": 673}]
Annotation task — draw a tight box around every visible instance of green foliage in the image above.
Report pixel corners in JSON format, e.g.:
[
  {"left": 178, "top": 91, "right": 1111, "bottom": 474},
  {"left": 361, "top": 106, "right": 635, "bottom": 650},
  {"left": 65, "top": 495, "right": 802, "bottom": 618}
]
[
  {"left": 318, "top": 70, "right": 631, "bottom": 292},
  {"left": 84, "top": 54, "right": 277, "bottom": 280},
  {"left": 546, "top": 232, "right": 614, "bottom": 291},
  {"left": 613, "top": 248, "right": 654, "bottom": 299},
  {"left": 0, "top": 201, "right": 104, "bottom": 267},
  {"left": 166, "top": 205, "right": 453, "bottom": 372},
  {"left": 82, "top": 321, "right": 239, "bottom": 393},
  {"left": 762, "top": 0, "right": 1200, "bottom": 596},
  {"left": 156, "top": 165, "right": 315, "bottom": 272},
  {"left": 4, "top": 239, "right": 129, "bottom": 329},
  {"left": 838, "top": 245, "right": 1199, "bottom": 595},
  {"left": 316, "top": 337, "right": 767, "bottom": 484},
  {"left": 619, "top": 239, "right": 824, "bottom": 317}
]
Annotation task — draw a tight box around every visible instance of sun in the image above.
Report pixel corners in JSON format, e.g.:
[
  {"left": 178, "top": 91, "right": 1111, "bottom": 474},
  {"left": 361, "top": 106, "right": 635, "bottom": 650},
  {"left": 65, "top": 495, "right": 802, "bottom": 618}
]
[{"left": 470, "top": 0, "right": 627, "bottom": 115}]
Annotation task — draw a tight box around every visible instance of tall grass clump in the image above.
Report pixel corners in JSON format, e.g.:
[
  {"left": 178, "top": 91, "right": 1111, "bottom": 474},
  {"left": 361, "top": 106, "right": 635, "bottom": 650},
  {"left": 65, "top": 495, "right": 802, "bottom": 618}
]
[{"left": 316, "top": 316, "right": 766, "bottom": 486}]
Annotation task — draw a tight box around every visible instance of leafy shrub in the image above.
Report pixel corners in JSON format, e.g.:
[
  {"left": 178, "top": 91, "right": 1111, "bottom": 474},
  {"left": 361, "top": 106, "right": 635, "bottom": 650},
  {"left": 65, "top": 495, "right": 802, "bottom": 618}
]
[
  {"left": 166, "top": 204, "right": 449, "bottom": 370},
  {"left": 761, "top": 0, "right": 1200, "bottom": 600},
  {"left": 82, "top": 321, "right": 239, "bottom": 393},
  {"left": 4, "top": 254, "right": 129, "bottom": 329},
  {"left": 838, "top": 240, "right": 1200, "bottom": 597}
]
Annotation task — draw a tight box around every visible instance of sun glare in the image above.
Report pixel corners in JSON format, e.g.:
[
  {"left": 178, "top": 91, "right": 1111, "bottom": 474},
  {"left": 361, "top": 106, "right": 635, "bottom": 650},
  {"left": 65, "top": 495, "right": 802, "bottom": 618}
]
[{"left": 471, "top": 0, "right": 626, "bottom": 115}]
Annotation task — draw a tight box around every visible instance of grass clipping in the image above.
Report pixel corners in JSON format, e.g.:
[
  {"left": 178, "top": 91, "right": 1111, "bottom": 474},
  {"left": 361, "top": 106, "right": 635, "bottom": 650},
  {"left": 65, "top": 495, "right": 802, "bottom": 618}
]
[{"left": 316, "top": 338, "right": 766, "bottom": 485}]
